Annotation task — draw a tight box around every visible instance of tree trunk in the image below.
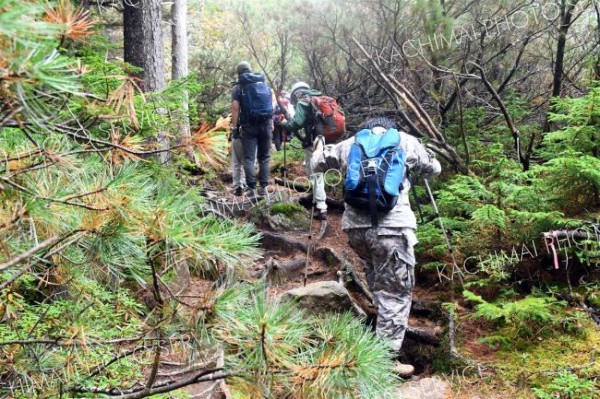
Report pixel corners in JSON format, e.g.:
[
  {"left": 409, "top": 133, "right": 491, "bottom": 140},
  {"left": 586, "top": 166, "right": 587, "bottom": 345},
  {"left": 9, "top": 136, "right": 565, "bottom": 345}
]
[
  {"left": 123, "top": 0, "right": 168, "bottom": 163},
  {"left": 171, "top": 0, "right": 188, "bottom": 80},
  {"left": 544, "top": 0, "right": 578, "bottom": 132},
  {"left": 595, "top": 0, "right": 600, "bottom": 81},
  {"left": 124, "top": 0, "right": 166, "bottom": 92},
  {"left": 551, "top": 0, "right": 577, "bottom": 98},
  {"left": 171, "top": 0, "right": 195, "bottom": 163}
]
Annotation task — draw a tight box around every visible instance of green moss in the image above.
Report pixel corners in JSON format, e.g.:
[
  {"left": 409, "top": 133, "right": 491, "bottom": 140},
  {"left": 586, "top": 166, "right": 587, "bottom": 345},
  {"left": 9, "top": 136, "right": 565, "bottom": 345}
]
[
  {"left": 270, "top": 202, "right": 305, "bottom": 216},
  {"left": 586, "top": 290, "right": 600, "bottom": 308},
  {"left": 458, "top": 312, "right": 600, "bottom": 398}
]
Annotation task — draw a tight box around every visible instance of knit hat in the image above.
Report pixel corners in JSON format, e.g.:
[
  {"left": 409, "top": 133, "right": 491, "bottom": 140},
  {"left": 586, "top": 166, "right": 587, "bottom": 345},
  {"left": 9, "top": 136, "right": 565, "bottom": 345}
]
[{"left": 236, "top": 61, "right": 252, "bottom": 74}]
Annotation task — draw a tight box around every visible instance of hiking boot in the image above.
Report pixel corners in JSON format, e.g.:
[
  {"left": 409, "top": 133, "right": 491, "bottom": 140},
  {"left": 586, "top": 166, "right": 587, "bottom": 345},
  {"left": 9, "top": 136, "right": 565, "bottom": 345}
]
[
  {"left": 394, "top": 362, "right": 415, "bottom": 378},
  {"left": 256, "top": 186, "right": 267, "bottom": 197},
  {"left": 234, "top": 187, "right": 243, "bottom": 196},
  {"left": 314, "top": 210, "right": 327, "bottom": 220}
]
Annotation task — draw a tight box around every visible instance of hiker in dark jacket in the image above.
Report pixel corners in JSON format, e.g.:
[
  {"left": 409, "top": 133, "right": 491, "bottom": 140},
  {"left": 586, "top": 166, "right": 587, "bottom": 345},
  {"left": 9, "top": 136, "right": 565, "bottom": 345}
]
[
  {"left": 230, "top": 61, "right": 273, "bottom": 196},
  {"left": 310, "top": 116, "right": 441, "bottom": 377},
  {"left": 280, "top": 82, "right": 327, "bottom": 220}
]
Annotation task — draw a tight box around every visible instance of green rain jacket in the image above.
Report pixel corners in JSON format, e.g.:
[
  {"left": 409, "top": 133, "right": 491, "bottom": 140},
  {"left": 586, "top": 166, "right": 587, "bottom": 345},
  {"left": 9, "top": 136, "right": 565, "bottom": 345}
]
[{"left": 281, "top": 89, "right": 323, "bottom": 147}]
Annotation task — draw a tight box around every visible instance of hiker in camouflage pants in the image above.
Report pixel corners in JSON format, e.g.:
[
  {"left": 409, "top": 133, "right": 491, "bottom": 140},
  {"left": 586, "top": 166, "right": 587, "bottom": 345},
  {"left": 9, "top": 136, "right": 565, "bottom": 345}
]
[{"left": 311, "top": 117, "right": 441, "bottom": 376}]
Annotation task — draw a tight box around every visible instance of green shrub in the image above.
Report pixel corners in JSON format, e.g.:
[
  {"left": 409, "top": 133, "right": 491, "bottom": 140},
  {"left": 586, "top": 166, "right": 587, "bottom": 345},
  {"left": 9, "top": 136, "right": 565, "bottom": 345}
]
[
  {"left": 533, "top": 370, "right": 597, "bottom": 399},
  {"left": 463, "top": 290, "right": 569, "bottom": 346}
]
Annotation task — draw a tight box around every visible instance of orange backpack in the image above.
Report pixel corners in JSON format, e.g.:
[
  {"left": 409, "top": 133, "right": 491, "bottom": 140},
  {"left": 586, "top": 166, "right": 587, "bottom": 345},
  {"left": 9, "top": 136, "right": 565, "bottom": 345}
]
[{"left": 310, "top": 96, "right": 346, "bottom": 144}]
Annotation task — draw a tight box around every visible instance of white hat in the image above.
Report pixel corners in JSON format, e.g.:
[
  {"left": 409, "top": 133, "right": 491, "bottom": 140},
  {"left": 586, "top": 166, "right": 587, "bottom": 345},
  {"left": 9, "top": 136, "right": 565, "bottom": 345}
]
[
  {"left": 290, "top": 81, "right": 310, "bottom": 95},
  {"left": 289, "top": 81, "right": 310, "bottom": 104}
]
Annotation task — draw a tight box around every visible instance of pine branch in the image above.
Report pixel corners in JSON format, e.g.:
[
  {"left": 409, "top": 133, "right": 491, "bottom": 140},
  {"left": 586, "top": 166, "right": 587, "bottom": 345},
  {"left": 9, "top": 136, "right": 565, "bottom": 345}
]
[
  {"left": 1, "top": 121, "right": 188, "bottom": 156},
  {"left": 144, "top": 343, "right": 161, "bottom": 394},
  {"left": 0, "top": 205, "right": 27, "bottom": 233},
  {"left": 0, "top": 236, "right": 64, "bottom": 272},
  {"left": 87, "top": 344, "right": 154, "bottom": 380},
  {"left": 0, "top": 106, "right": 23, "bottom": 128},
  {"left": 61, "top": 187, "right": 108, "bottom": 202},
  {"left": 69, "top": 368, "right": 233, "bottom": 399},
  {"left": 0, "top": 230, "right": 85, "bottom": 290},
  {"left": 1, "top": 148, "right": 45, "bottom": 163},
  {"left": 0, "top": 336, "right": 194, "bottom": 348},
  {"left": 0, "top": 176, "right": 111, "bottom": 211},
  {"left": 0, "top": 148, "right": 119, "bottom": 176}
]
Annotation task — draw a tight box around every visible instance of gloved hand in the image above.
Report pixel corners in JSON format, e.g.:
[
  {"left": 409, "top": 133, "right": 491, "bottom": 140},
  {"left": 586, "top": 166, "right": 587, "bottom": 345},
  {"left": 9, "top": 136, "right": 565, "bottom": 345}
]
[
  {"left": 312, "top": 135, "right": 325, "bottom": 152},
  {"left": 230, "top": 126, "right": 240, "bottom": 140}
]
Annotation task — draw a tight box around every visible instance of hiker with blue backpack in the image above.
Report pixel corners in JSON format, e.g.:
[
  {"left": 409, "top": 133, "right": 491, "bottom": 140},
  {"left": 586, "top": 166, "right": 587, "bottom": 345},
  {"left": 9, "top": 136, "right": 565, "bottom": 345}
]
[
  {"left": 279, "top": 82, "right": 346, "bottom": 220},
  {"left": 310, "top": 116, "right": 441, "bottom": 377},
  {"left": 230, "top": 61, "right": 273, "bottom": 196}
]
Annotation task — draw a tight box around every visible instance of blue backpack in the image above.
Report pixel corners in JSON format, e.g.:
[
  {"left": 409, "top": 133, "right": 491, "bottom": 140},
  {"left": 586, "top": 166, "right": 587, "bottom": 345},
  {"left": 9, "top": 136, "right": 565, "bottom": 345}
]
[
  {"left": 344, "top": 128, "right": 406, "bottom": 226},
  {"left": 238, "top": 73, "right": 273, "bottom": 123}
]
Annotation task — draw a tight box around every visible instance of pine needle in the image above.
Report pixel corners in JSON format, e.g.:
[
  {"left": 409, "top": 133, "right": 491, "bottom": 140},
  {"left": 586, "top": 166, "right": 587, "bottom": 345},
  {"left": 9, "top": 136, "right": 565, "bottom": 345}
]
[{"left": 44, "top": 0, "right": 96, "bottom": 43}]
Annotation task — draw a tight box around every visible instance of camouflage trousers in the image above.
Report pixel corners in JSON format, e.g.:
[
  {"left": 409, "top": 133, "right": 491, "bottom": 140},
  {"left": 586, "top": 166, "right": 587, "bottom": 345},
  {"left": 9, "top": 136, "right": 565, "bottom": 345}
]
[{"left": 347, "top": 228, "right": 416, "bottom": 351}]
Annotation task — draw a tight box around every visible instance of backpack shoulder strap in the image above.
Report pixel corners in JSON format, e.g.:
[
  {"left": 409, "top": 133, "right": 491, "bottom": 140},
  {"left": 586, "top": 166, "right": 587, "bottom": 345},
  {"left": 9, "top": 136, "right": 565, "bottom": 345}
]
[
  {"left": 353, "top": 129, "right": 371, "bottom": 144},
  {"left": 380, "top": 128, "right": 401, "bottom": 150}
]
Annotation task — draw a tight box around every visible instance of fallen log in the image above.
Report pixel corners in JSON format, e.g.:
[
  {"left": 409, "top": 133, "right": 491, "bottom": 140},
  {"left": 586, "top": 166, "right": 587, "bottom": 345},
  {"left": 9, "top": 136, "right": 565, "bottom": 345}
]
[
  {"left": 260, "top": 231, "right": 307, "bottom": 253},
  {"left": 406, "top": 326, "right": 441, "bottom": 346},
  {"left": 542, "top": 227, "right": 600, "bottom": 243}
]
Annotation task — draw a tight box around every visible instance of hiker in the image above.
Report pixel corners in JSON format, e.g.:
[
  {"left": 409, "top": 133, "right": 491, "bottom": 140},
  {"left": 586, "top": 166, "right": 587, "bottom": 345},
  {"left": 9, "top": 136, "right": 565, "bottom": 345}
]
[
  {"left": 272, "top": 92, "right": 294, "bottom": 151},
  {"left": 310, "top": 116, "right": 441, "bottom": 377},
  {"left": 230, "top": 61, "right": 273, "bottom": 196},
  {"left": 228, "top": 116, "right": 246, "bottom": 196},
  {"left": 280, "top": 82, "right": 328, "bottom": 220}
]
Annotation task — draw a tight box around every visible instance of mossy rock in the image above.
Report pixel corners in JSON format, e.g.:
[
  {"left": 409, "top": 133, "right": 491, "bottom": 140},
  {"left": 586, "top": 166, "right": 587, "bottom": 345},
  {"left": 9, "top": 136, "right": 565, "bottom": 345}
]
[
  {"left": 249, "top": 199, "right": 310, "bottom": 232},
  {"left": 270, "top": 202, "right": 305, "bottom": 216}
]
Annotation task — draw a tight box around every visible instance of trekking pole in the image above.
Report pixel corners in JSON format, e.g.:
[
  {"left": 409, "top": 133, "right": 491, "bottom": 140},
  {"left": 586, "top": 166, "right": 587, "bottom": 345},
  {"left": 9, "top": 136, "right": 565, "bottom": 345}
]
[
  {"left": 423, "top": 178, "right": 464, "bottom": 287},
  {"left": 408, "top": 171, "right": 424, "bottom": 224},
  {"left": 283, "top": 134, "right": 288, "bottom": 181},
  {"left": 304, "top": 197, "right": 316, "bottom": 287}
]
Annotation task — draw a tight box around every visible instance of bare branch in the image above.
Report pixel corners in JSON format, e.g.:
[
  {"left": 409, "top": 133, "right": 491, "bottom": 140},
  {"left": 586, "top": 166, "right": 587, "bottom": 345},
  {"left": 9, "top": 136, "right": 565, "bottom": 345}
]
[
  {"left": 69, "top": 368, "right": 233, "bottom": 399},
  {"left": 0, "top": 236, "right": 64, "bottom": 272},
  {"left": 0, "top": 231, "right": 86, "bottom": 290},
  {"left": 471, "top": 62, "right": 528, "bottom": 170}
]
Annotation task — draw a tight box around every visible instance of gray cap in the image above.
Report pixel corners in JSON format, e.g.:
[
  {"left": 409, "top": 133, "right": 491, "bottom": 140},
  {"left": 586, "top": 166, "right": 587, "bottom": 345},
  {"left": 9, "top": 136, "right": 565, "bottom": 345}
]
[{"left": 236, "top": 61, "right": 252, "bottom": 74}]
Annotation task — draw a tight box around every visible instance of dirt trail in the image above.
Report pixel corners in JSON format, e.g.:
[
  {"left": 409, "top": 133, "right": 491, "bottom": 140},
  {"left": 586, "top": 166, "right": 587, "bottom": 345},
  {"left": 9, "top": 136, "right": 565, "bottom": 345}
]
[{"left": 171, "top": 181, "right": 492, "bottom": 398}]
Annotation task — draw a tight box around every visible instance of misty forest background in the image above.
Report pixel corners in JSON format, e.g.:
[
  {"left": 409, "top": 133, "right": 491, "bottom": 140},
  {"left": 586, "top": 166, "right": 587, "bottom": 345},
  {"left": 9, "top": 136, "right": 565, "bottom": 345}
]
[{"left": 1, "top": 0, "right": 600, "bottom": 398}]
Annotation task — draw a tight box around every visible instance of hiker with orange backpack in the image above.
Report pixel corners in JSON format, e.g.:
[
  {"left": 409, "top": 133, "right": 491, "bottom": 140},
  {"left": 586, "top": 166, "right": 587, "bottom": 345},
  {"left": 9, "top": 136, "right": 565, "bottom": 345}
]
[{"left": 279, "top": 82, "right": 346, "bottom": 220}]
